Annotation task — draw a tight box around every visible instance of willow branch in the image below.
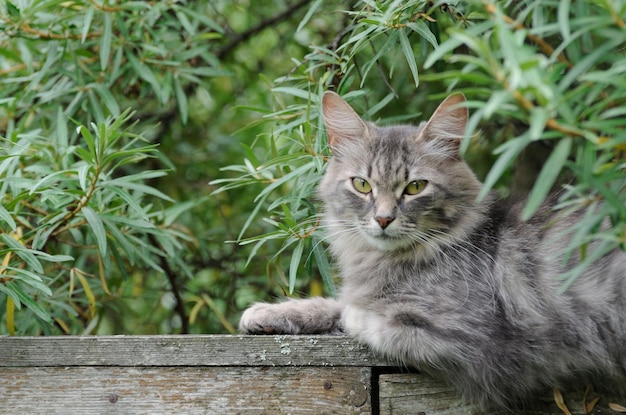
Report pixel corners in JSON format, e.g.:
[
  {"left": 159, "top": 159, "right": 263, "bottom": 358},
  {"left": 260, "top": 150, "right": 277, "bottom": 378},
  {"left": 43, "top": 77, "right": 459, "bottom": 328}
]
[
  {"left": 216, "top": 0, "right": 310, "bottom": 59},
  {"left": 148, "top": 234, "right": 189, "bottom": 334},
  {"left": 483, "top": 1, "right": 573, "bottom": 69}
]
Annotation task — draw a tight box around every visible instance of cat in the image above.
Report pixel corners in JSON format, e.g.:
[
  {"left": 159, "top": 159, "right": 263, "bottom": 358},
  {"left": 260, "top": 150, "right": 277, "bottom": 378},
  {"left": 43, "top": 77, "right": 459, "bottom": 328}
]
[{"left": 239, "top": 91, "right": 626, "bottom": 409}]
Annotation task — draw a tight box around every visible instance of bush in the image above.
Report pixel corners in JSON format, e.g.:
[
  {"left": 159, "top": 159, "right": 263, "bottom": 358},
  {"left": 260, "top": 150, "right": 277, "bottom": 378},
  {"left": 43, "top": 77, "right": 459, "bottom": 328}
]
[
  {"left": 1, "top": 0, "right": 624, "bottom": 335},
  {"left": 0, "top": 0, "right": 316, "bottom": 334},
  {"left": 218, "top": 0, "right": 626, "bottom": 295}
]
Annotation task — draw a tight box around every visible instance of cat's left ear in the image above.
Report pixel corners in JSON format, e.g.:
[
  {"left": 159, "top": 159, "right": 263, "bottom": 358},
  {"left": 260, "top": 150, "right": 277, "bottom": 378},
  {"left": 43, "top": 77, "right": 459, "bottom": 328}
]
[
  {"left": 322, "top": 91, "right": 370, "bottom": 150},
  {"left": 416, "top": 93, "right": 467, "bottom": 159}
]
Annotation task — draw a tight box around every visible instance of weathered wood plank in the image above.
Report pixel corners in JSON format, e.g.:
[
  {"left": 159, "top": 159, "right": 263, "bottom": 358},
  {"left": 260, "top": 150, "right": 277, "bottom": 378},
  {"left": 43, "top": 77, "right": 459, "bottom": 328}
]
[
  {"left": 378, "top": 372, "right": 475, "bottom": 415},
  {"left": 378, "top": 372, "right": 624, "bottom": 415},
  {"left": 2, "top": 366, "right": 372, "bottom": 414},
  {"left": 3, "top": 335, "right": 624, "bottom": 414},
  {"left": 0, "top": 335, "right": 387, "bottom": 367}
]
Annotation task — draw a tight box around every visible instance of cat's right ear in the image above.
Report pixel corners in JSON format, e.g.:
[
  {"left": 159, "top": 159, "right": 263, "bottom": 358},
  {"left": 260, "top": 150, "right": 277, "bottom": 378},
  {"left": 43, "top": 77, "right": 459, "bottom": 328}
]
[
  {"left": 322, "top": 91, "right": 369, "bottom": 150},
  {"left": 414, "top": 93, "right": 468, "bottom": 161}
]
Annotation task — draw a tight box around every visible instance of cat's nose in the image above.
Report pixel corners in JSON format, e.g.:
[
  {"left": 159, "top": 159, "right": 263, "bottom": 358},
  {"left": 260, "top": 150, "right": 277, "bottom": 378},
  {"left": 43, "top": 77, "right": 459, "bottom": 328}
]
[{"left": 375, "top": 216, "right": 395, "bottom": 229}]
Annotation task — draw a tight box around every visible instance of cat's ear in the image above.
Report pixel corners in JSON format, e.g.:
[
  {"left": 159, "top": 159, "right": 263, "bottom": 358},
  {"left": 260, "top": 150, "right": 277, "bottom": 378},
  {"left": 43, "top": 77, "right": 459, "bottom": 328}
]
[
  {"left": 416, "top": 93, "right": 467, "bottom": 158},
  {"left": 322, "top": 91, "right": 369, "bottom": 149}
]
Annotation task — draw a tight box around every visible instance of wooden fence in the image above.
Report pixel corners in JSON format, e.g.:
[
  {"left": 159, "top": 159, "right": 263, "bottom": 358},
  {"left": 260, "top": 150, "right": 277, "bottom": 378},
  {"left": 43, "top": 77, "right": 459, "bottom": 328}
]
[{"left": 0, "top": 335, "right": 621, "bottom": 414}]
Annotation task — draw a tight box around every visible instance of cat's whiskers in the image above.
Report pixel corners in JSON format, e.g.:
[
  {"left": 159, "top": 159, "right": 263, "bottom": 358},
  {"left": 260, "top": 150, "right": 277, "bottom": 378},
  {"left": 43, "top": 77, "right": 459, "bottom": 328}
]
[{"left": 316, "top": 220, "right": 365, "bottom": 251}]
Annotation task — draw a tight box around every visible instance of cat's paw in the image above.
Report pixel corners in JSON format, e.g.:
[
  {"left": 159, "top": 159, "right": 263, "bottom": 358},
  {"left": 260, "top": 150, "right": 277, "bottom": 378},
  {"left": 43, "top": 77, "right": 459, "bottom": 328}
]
[
  {"left": 239, "top": 303, "right": 288, "bottom": 334},
  {"left": 239, "top": 298, "right": 344, "bottom": 335}
]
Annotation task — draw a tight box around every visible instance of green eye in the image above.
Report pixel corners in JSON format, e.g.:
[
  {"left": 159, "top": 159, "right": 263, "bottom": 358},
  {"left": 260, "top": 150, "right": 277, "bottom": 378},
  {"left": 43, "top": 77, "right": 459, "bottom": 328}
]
[
  {"left": 404, "top": 180, "right": 427, "bottom": 195},
  {"left": 352, "top": 177, "right": 372, "bottom": 194}
]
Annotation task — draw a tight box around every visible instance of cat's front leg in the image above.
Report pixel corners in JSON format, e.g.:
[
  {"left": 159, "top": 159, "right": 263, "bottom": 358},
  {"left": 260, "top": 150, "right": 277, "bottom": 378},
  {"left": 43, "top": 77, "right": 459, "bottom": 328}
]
[{"left": 239, "top": 297, "right": 344, "bottom": 335}]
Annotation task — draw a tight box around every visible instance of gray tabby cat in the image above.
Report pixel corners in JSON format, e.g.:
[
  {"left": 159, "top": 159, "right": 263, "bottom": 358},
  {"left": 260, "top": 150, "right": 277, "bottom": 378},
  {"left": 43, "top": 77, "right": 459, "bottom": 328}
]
[{"left": 239, "top": 91, "right": 626, "bottom": 408}]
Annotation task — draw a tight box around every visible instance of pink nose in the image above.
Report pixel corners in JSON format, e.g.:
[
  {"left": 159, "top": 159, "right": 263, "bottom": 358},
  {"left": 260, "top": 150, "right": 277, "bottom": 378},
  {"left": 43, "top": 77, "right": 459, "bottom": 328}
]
[{"left": 375, "top": 216, "right": 395, "bottom": 229}]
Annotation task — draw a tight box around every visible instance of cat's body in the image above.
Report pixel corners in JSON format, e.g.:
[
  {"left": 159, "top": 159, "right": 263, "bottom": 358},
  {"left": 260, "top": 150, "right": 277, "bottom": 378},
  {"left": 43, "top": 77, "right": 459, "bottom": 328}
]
[{"left": 239, "top": 91, "right": 626, "bottom": 408}]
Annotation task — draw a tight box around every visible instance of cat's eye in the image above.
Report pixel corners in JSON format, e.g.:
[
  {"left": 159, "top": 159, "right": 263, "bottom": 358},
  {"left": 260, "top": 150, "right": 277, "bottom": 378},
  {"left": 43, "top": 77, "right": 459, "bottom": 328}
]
[
  {"left": 404, "top": 180, "right": 428, "bottom": 195},
  {"left": 352, "top": 177, "right": 372, "bottom": 194}
]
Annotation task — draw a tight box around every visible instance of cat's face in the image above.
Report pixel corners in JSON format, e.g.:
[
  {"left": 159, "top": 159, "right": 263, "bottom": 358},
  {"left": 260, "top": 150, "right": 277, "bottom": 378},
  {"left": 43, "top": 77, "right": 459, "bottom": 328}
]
[{"left": 319, "top": 92, "right": 483, "bottom": 253}]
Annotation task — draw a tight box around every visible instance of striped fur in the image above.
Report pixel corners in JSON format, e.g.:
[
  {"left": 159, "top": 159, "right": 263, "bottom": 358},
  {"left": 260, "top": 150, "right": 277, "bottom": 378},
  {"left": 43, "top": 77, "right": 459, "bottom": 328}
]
[{"left": 240, "top": 92, "right": 626, "bottom": 408}]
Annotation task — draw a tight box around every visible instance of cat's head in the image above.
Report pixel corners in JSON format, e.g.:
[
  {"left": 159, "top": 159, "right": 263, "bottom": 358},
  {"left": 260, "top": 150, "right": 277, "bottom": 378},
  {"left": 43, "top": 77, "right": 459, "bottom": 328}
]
[{"left": 318, "top": 91, "right": 484, "bottom": 254}]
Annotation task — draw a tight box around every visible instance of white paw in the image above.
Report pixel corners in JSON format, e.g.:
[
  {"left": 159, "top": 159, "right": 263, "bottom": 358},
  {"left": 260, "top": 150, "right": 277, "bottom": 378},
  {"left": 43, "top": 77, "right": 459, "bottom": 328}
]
[{"left": 239, "top": 303, "right": 280, "bottom": 334}]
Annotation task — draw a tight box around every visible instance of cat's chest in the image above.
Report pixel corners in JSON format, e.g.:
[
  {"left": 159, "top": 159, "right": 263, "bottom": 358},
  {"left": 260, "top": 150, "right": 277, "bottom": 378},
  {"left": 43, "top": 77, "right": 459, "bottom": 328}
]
[
  {"left": 339, "top": 258, "right": 499, "bottom": 332},
  {"left": 340, "top": 252, "right": 465, "bottom": 292}
]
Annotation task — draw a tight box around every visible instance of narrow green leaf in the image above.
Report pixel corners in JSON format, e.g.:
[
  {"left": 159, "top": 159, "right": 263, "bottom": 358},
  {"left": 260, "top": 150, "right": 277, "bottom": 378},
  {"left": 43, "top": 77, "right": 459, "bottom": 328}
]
[
  {"left": 0, "top": 204, "right": 17, "bottom": 231},
  {"left": 482, "top": 90, "right": 512, "bottom": 118},
  {"left": 34, "top": 252, "right": 74, "bottom": 263},
  {"left": 558, "top": 37, "right": 622, "bottom": 92},
  {"left": 105, "top": 178, "right": 174, "bottom": 202},
  {"left": 479, "top": 134, "right": 530, "bottom": 200},
  {"left": 238, "top": 192, "right": 269, "bottom": 240},
  {"left": 161, "top": 197, "right": 207, "bottom": 227},
  {"left": 1, "top": 234, "right": 44, "bottom": 274},
  {"left": 0, "top": 284, "right": 22, "bottom": 309},
  {"left": 271, "top": 87, "right": 313, "bottom": 101},
  {"left": 77, "top": 163, "right": 91, "bottom": 191},
  {"left": 75, "top": 147, "right": 94, "bottom": 163},
  {"left": 6, "top": 281, "right": 52, "bottom": 323},
  {"left": 102, "top": 214, "right": 156, "bottom": 230},
  {"left": 528, "top": 107, "right": 550, "bottom": 141},
  {"left": 0, "top": 281, "right": 52, "bottom": 323},
  {"left": 104, "top": 223, "right": 135, "bottom": 261},
  {"left": 106, "top": 186, "right": 149, "bottom": 220},
  {"left": 82, "top": 206, "right": 108, "bottom": 256},
  {"left": 3, "top": 266, "right": 52, "bottom": 295},
  {"left": 398, "top": 29, "right": 419, "bottom": 87},
  {"left": 297, "top": 0, "right": 323, "bottom": 33},
  {"left": 94, "top": 84, "right": 120, "bottom": 116},
  {"left": 6, "top": 1, "right": 20, "bottom": 18},
  {"left": 81, "top": 5, "right": 95, "bottom": 43},
  {"left": 108, "top": 241, "right": 129, "bottom": 280},
  {"left": 77, "top": 125, "right": 95, "bottom": 157},
  {"left": 29, "top": 170, "right": 71, "bottom": 195},
  {"left": 254, "top": 162, "right": 313, "bottom": 203},
  {"left": 289, "top": 239, "right": 304, "bottom": 294},
  {"left": 522, "top": 138, "right": 572, "bottom": 220},
  {"left": 424, "top": 21, "right": 493, "bottom": 69},
  {"left": 406, "top": 21, "right": 437, "bottom": 49},
  {"left": 100, "top": 12, "right": 113, "bottom": 71},
  {"left": 557, "top": 0, "right": 571, "bottom": 40},
  {"left": 312, "top": 237, "right": 336, "bottom": 296},
  {"left": 173, "top": 75, "right": 188, "bottom": 124},
  {"left": 126, "top": 52, "right": 162, "bottom": 101},
  {"left": 175, "top": 9, "right": 196, "bottom": 36},
  {"left": 56, "top": 106, "right": 68, "bottom": 149},
  {"left": 364, "top": 93, "right": 395, "bottom": 118},
  {"left": 88, "top": 89, "right": 105, "bottom": 123}
]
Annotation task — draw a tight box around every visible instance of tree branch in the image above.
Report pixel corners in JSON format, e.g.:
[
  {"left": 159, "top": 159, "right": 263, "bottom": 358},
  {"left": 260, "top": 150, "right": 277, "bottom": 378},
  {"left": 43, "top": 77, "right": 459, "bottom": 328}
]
[
  {"left": 483, "top": 1, "right": 572, "bottom": 68},
  {"left": 216, "top": 0, "right": 311, "bottom": 60},
  {"left": 148, "top": 234, "right": 189, "bottom": 334},
  {"left": 141, "top": 0, "right": 311, "bottom": 133}
]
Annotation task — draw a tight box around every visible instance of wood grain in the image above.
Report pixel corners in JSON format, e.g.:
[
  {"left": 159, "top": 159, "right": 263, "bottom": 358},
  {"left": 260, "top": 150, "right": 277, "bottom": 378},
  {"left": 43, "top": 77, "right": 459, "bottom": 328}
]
[
  {"left": 378, "top": 372, "right": 623, "bottom": 415},
  {"left": 0, "top": 334, "right": 387, "bottom": 367},
  {"left": 2, "top": 335, "right": 624, "bottom": 414},
  {"left": 379, "top": 372, "right": 475, "bottom": 415},
  {"left": 2, "top": 366, "right": 372, "bottom": 414}
]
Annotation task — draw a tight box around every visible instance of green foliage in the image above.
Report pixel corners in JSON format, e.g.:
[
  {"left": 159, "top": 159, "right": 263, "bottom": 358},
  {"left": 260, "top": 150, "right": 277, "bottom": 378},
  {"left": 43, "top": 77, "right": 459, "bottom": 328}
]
[
  {"left": 0, "top": 0, "right": 277, "bottom": 334},
  {"left": 218, "top": 0, "right": 626, "bottom": 295},
  {"left": 1, "top": 110, "right": 189, "bottom": 333},
  {"left": 1, "top": 0, "right": 625, "bottom": 335}
]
